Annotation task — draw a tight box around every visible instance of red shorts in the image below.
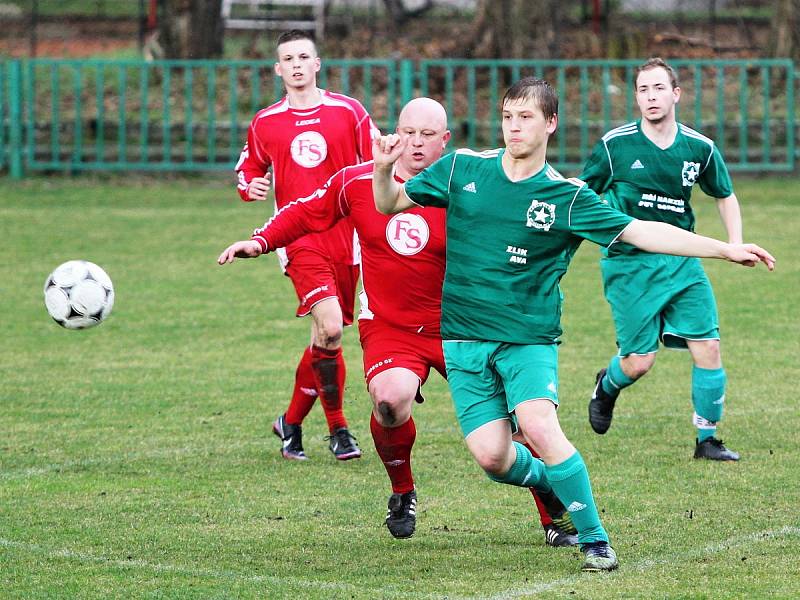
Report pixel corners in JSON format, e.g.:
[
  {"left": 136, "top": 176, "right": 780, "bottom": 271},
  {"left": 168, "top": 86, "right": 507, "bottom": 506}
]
[
  {"left": 284, "top": 249, "right": 359, "bottom": 325},
  {"left": 359, "top": 318, "right": 446, "bottom": 389}
]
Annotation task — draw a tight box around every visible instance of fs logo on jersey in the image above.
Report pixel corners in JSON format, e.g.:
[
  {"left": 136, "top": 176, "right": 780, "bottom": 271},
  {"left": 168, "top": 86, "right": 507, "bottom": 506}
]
[
  {"left": 681, "top": 161, "right": 700, "bottom": 187},
  {"left": 290, "top": 131, "right": 327, "bottom": 168},
  {"left": 526, "top": 199, "right": 556, "bottom": 231},
  {"left": 386, "top": 213, "right": 429, "bottom": 256}
]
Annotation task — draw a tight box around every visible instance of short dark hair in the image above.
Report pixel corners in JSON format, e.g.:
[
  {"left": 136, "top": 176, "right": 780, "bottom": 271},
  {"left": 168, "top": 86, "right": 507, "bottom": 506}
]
[
  {"left": 501, "top": 77, "right": 558, "bottom": 121},
  {"left": 636, "top": 57, "right": 679, "bottom": 89},
  {"left": 276, "top": 30, "right": 316, "bottom": 51}
]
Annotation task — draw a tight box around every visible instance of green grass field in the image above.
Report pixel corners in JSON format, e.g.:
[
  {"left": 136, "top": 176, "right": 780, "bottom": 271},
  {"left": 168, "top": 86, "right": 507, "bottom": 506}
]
[{"left": 1, "top": 175, "right": 798, "bottom": 599}]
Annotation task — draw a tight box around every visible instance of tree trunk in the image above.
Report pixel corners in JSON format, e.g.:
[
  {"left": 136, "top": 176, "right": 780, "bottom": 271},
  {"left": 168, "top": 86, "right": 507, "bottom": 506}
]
[
  {"left": 771, "top": 0, "right": 800, "bottom": 59},
  {"left": 159, "top": 0, "right": 224, "bottom": 59},
  {"left": 458, "top": 0, "right": 555, "bottom": 59}
]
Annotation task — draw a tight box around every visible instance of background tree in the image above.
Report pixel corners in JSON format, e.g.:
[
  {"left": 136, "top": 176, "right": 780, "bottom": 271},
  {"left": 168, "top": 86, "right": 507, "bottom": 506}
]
[
  {"left": 158, "top": 0, "right": 224, "bottom": 59},
  {"left": 458, "top": 0, "right": 563, "bottom": 59},
  {"left": 771, "top": 0, "right": 800, "bottom": 59}
]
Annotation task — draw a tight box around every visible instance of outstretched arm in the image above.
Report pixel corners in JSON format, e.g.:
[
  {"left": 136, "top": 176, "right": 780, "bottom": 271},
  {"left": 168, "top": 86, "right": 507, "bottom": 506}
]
[
  {"left": 219, "top": 170, "right": 349, "bottom": 266},
  {"left": 716, "top": 193, "right": 743, "bottom": 244},
  {"left": 217, "top": 240, "right": 262, "bottom": 264},
  {"left": 372, "top": 134, "right": 415, "bottom": 214},
  {"left": 619, "top": 220, "right": 775, "bottom": 270}
]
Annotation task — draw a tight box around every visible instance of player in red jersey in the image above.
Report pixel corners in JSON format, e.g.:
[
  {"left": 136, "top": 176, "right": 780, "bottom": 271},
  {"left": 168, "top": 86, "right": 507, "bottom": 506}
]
[
  {"left": 220, "top": 98, "right": 578, "bottom": 545},
  {"left": 234, "top": 30, "right": 378, "bottom": 461}
]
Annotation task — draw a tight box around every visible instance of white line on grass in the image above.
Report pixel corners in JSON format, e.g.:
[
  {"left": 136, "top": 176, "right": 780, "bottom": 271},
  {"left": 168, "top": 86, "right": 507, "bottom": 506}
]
[
  {"left": 0, "top": 537, "right": 414, "bottom": 598},
  {"left": 0, "top": 442, "right": 264, "bottom": 481},
  {"left": 478, "top": 525, "right": 800, "bottom": 600},
  {"left": 4, "top": 528, "right": 798, "bottom": 599}
]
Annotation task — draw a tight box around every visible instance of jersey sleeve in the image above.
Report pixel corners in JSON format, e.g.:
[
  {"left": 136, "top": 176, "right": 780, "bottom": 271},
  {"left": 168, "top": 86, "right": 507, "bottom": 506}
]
[
  {"left": 251, "top": 170, "right": 348, "bottom": 252},
  {"left": 235, "top": 117, "right": 273, "bottom": 202},
  {"left": 697, "top": 144, "right": 734, "bottom": 198},
  {"left": 352, "top": 100, "right": 379, "bottom": 163},
  {"left": 578, "top": 139, "right": 614, "bottom": 194},
  {"left": 567, "top": 184, "right": 634, "bottom": 247},
  {"left": 403, "top": 152, "right": 457, "bottom": 208}
]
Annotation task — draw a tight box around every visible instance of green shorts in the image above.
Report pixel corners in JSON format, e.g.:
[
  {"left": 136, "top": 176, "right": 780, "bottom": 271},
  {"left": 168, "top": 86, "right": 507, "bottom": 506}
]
[
  {"left": 601, "top": 253, "right": 720, "bottom": 356},
  {"left": 442, "top": 341, "right": 559, "bottom": 437}
]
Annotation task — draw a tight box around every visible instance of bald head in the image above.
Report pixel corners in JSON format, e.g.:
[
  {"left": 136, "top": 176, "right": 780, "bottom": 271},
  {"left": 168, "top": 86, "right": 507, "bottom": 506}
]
[
  {"left": 398, "top": 97, "right": 448, "bottom": 131},
  {"left": 393, "top": 97, "right": 451, "bottom": 179}
]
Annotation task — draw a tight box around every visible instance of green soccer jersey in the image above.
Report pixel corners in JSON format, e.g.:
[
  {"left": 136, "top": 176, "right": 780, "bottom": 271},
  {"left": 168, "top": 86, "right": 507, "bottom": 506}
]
[
  {"left": 403, "top": 148, "right": 634, "bottom": 345},
  {"left": 580, "top": 120, "right": 733, "bottom": 256}
]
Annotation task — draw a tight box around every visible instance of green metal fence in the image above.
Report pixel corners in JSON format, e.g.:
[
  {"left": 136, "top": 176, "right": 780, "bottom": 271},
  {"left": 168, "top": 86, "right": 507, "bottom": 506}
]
[{"left": 0, "top": 58, "right": 795, "bottom": 178}]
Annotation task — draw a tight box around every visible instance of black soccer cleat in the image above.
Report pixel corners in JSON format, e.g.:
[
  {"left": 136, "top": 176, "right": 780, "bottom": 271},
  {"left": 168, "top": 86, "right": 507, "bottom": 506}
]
[
  {"left": 386, "top": 490, "right": 417, "bottom": 539},
  {"left": 326, "top": 427, "right": 362, "bottom": 460},
  {"left": 272, "top": 414, "right": 308, "bottom": 461},
  {"left": 543, "top": 523, "right": 579, "bottom": 547},
  {"left": 589, "top": 368, "right": 619, "bottom": 435},
  {"left": 535, "top": 488, "right": 577, "bottom": 535},
  {"left": 581, "top": 541, "right": 619, "bottom": 571},
  {"left": 694, "top": 437, "right": 740, "bottom": 461}
]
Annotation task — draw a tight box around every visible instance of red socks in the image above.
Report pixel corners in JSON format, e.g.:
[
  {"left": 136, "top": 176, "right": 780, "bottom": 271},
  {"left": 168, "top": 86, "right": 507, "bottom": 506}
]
[
  {"left": 285, "top": 346, "right": 318, "bottom": 425},
  {"left": 370, "top": 413, "right": 416, "bottom": 494},
  {"left": 311, "top": 345, "right": 347, "bottom": 432}
]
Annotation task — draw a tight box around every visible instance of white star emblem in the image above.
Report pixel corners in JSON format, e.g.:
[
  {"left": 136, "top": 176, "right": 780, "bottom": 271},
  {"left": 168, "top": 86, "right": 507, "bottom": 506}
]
[{"left": 534, "top": 207, "right": 549, "bottom": 222}]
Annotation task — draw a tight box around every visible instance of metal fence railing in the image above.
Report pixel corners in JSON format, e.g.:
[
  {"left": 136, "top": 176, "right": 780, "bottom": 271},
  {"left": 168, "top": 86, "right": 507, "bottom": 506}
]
[{"left": 0, "top": 58, "right": 795, "bottom": 178}]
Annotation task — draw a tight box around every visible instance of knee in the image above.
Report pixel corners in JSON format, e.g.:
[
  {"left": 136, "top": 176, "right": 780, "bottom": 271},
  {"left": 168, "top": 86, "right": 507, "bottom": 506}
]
[
  {"left": 314, "top": 320, "right": 343, "bottom": 348},
  {"left": 372, "top": 387, "right": 412, "bottom": 427},
  {"left": 474, "top": 448, "right": 509, "bottom": 477},
  {"left": 520, "top": 420, "right": 549, "bottom": 448},
  {"left": 695, "top": 340, "right": 721, "bottom": 367},
  {"left": 624, "top": 354, "right": 655, "bottom": 380}
]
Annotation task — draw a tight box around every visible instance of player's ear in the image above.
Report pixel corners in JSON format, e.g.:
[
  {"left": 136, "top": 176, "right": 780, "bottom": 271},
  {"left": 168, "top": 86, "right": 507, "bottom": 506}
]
[
  {"left": 673, "top": 86, "right": 682, "bottom": 105},
  {"left": 441, "top": 130, "right": 451, "bottom": 147},
  {"left": 273, "top": 61, "right": 281, "bottom": 77},
  {"left": 546, "top": 114, "right": 558, "bottom": 135}
]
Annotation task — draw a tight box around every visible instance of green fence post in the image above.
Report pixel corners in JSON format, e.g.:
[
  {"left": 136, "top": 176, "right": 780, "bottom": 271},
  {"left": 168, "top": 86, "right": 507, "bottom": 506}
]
[
  {"left": 8, "top": 60, "right": 23, "bottom": 179},
  {"left": 788, "top": 61, "right": 796, "bottom": 169},
  {"left": 0, "top": 62, "right": 5, "bottom": 172},
  {"left": 399, "top": 59, "right": 414, "bottom": 106}
]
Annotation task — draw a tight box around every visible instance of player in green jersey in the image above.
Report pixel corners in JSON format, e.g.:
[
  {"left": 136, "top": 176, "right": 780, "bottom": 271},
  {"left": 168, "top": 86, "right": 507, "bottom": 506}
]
[
  {"left": 580, "top": 57, "right": 753, "bottom": 461},
  {"left": 371, "top": 77, "right": 774, "bottom": 572}
]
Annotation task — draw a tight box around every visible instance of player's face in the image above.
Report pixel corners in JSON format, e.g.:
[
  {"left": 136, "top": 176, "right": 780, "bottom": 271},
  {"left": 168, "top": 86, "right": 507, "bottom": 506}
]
[
  {"left": 274, "top": 39, "right": 320, "bottom": 91},
  {"left": 636, "top": 67, "right": 681, "bottom": 124},
  {"left": 501, "top": 97, "right": 557, "bottom": 160},
  {"left": 396, "top": 112, "right": 451, "bottom": 175}
]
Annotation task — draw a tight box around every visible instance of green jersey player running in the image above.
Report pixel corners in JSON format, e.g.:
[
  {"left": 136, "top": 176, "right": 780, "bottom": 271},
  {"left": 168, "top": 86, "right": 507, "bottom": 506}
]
[
  {"left": 580, "top": 57, "right": 758, "bottom": 461},
  {"left": 372, "top": 77, "right": 773, "bottom": 572}
]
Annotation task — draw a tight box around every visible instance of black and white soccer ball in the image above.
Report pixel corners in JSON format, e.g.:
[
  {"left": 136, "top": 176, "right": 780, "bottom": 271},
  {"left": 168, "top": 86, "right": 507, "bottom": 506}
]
[{"left": 44, "top": 260, "right": 115, "bottom": 329}]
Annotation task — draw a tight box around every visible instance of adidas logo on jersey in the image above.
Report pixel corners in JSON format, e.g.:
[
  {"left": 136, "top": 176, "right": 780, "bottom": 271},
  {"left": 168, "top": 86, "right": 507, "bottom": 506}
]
[
  {"left": 463, "top": 181, "right": 477, "bottom": 193},
  {"left": 630, "top": 159, "right": 644, "bottom": 169}
]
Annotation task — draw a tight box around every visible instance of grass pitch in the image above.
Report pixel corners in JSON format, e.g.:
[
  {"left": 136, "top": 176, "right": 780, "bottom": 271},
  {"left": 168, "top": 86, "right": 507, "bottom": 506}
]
[{"left": 1, "top": 175, "right": 798, "bottom": 599}]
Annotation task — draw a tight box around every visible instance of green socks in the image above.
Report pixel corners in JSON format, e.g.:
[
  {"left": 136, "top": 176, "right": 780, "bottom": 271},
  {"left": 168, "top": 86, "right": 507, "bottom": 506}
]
[
  {"left": 602, "top": 354, "right": 635, "bottom": 397},
  {"left": 544, "top": 451, "right": 608, "bottom": 544},
  {"left": 487, "top": 441, "right": 551, "bottom": 493},
  {"left": 692, "top": 366, "right": 726, "bottom": 442}
]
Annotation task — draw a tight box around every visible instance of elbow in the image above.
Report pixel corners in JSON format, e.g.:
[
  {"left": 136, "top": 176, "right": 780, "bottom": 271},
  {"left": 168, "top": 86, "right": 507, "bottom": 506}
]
[
  {"left": 373, "top": 196, "right": 394, "bottom": 215},
  {"left": 375, "top": 203, "right": 393, "bottom": 215}
]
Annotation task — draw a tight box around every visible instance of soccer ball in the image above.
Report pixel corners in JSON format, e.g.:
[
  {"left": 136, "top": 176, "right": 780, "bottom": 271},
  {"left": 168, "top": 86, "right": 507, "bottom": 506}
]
[{"left": 44, "top": 260, "right": 115, "bottom": 329}]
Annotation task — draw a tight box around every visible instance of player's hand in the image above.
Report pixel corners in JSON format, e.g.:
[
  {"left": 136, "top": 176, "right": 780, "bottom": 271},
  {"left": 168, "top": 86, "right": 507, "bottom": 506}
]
[
  {"left": 217, "top": 240, "right": 263, "bottom": 264},
  {"left": 725, "top": 243, "right": 775, "bottom": 270},
  {"left": 372, "top": 133, "right": 406, "bottom": 170},
  {"left": 247, "top": 175, "right": 272, "bottom": 201}
]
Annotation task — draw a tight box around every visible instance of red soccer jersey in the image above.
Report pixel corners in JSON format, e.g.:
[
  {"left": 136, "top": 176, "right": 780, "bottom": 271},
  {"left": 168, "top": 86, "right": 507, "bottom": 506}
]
[
  {"left": 252, "top": 162, "right": 446, "bottom": 335},
  {"left": 235, "top": 89, "right": 377, "bottom": 265}
]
